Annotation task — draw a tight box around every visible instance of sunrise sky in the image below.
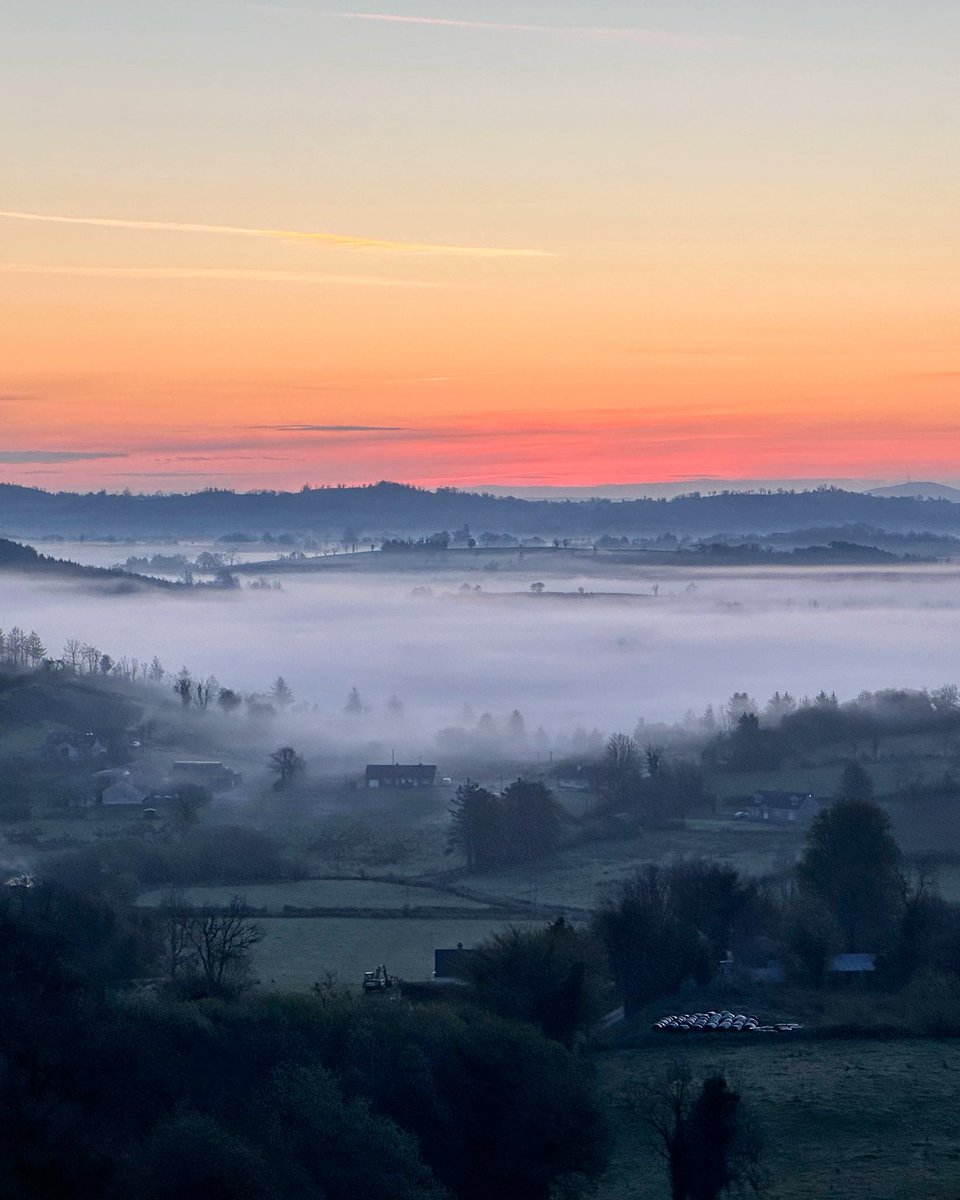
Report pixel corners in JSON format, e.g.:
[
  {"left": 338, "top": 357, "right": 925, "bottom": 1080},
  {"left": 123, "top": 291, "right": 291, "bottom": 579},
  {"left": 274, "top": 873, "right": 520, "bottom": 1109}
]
[{"left": 1, "top": 1, "right": 958, "bottom": 491}]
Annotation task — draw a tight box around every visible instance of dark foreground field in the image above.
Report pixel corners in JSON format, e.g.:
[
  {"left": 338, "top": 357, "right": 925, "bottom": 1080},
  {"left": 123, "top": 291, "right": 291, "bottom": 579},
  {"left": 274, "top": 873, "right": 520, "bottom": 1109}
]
[{"left": 596, "top": 1038, "right": 960, "bottom": 1199}]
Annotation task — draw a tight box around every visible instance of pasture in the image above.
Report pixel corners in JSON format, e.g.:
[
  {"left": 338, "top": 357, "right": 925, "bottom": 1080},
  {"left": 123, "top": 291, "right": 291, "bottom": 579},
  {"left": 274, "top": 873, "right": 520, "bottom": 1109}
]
[
  {"left": 596, "top": 1038, "right": 960, "bottom": 1200},
  {"left": 249, "top": 915, "right": 538, "bottom": 992},
  {"left": 458, "top": 820, "right": 805, "bottom": 911},
  {"left": 137, "top": 878, "right": 492, "bottom": 913}
]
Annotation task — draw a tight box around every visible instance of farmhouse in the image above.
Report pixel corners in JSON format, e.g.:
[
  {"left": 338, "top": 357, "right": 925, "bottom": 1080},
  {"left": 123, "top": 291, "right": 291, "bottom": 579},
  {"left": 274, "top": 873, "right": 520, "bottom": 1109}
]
[
  {"left": 752, "top": 790, "right": 821, "bottom": 824},
  {"left": 47, "top": 731, "right": 109, "bottom": 761},
  {"left": 365, "top": 763, "right": 437, "bottom": 789}
]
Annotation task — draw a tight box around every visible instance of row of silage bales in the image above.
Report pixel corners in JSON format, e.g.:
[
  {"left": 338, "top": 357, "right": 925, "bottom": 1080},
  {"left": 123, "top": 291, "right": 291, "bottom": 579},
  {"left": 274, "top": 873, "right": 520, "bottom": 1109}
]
[{"left": 651, "top": 1010, "right": 775, "bottom": 1034}]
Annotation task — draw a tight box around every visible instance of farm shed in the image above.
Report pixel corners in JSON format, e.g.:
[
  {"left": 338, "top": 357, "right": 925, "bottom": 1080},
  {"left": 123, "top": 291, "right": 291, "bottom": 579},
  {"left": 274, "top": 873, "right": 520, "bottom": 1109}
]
[{"left": 829, "top": 953, "right": 877, "bottom": 987}]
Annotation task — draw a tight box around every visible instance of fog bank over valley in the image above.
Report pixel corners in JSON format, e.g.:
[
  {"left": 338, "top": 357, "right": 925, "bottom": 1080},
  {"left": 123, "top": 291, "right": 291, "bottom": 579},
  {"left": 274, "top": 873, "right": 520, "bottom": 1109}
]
[{"left": 4, "top": 556, "right": 960, "bottom": 748}]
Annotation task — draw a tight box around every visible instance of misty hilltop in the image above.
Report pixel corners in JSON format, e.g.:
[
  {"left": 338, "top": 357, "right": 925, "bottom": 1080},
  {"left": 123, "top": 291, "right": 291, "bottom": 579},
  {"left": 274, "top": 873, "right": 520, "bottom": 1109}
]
[
  {"left": 866, "top": 481, "right": 960, "bottom": 502},
  {"left": 2, "top": 482, "right": 960, "bottom": 542},
  {"left": 0, "top": 537, "right": 179, "bottom": 591}
]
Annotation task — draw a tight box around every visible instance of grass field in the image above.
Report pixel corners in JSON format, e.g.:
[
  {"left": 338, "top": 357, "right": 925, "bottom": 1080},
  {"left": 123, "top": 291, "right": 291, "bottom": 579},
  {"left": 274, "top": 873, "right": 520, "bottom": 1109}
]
[
  {"left": 714, "top": 749, "right": 960, "bottom": 806},
  {"left": 137, "top": 879, "right": 493, "bottom": 913},
  {"left": 460, "top": 821, "right": 805, "bottom": 910},
  {"left": 250, "top": 915, "right": 538, "bottom": 991},
  {"left": 595, "top": 1038, "right": 960, "bottom": 1200}
]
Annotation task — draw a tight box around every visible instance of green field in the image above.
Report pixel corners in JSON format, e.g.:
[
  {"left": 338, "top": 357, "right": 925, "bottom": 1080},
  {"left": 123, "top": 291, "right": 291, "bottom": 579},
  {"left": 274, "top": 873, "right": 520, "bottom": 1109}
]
[
  {"left": 595, "top": 1038, "right": 960, "bottom": 1200},
  {"left": 250, "top": 916, "right": 538, "bottom": 991},
  {"left": 138, "top": 878, "right": 492, "bottom": 913},
  {"left": 460, "top": 821, "right": 805, "bottom": 910}
]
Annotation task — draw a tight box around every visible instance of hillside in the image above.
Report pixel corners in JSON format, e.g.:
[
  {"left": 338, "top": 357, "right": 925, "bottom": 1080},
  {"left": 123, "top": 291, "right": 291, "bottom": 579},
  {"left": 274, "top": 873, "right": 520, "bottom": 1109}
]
[
  {"left": 2, "top": 482, "right": 960, "bottom": 541},
  {"left": 0, "top": 537, "right": 178, "bottom": 590},
  {"left": 867, "top": 481, "right": 960, "bottom": 502}
]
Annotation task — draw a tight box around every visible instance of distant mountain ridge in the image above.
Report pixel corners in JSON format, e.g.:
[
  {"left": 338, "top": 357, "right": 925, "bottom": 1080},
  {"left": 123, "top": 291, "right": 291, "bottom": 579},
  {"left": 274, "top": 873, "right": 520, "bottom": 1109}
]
[
  {"left": 866, "top": 482, "right": 960, "bottom": 502},
  {"left": 2, "top": 481, "right": 960, "bottom": 540}
]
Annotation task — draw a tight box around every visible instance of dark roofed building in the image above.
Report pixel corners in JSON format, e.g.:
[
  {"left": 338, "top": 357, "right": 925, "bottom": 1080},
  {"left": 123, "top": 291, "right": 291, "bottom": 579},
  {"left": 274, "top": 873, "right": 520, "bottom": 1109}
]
[
  {"left": 365, "top": 763, "right": 437, "bottom": 789},
  {"left": 752, "top": 790, "right": 821, "bottom": 824},
  {"left": 433, "top": 946, "right": 477, "bottom": 981}
]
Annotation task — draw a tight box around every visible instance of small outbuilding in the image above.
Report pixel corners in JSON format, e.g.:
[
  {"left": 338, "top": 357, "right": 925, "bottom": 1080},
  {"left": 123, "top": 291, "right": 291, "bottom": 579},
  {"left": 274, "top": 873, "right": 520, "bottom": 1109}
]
[
  {"left": 433, "top": 946, "right": 477, "bottom": 982},
  {"left": 828, "top": 953, "right": 877, "bottom": 987}
]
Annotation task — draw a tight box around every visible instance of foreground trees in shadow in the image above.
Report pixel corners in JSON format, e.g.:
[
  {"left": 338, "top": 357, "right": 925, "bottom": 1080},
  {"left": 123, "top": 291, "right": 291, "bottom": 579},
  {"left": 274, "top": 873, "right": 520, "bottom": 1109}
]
[{"left": 0, "top": 880, "right": 609, "bottom": 1200}]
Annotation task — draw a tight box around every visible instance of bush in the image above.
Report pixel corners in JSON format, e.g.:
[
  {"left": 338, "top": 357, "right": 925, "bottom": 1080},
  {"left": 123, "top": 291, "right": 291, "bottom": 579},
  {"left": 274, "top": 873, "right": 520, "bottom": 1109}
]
[
  {"left": 897, "top": 969, "right": 960, "bottom": 1036},
  {"left": 173, "top": 826, "right": 293, "bottom": 884}
]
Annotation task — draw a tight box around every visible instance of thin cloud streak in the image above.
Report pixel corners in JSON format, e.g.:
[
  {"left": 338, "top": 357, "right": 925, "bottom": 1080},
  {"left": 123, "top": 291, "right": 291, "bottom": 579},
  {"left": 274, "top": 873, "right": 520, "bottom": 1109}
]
[
  {"left": 327, "top": 10, "right": 722, "bottom": 46},
  {"left": 0, "top": 210, "right": 553, "bottom": 259},
  {"left": 0, "top": 263, "right": 450, "bottom": 288},
  {"left": 0, "top": 451, "right": 128, "bottom": 463},
  {"left": 252, "top": 424, "right": 408, "bottom": 432}
]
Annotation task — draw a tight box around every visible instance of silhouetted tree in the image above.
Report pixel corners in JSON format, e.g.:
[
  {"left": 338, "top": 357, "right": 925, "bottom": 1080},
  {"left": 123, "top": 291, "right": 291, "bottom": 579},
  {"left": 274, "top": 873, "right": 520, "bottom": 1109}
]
[
  {"left": 500, "top": 778, "right": 563, "bottom": 862},
  {"left": 598, "top": 733, "right": 642, "bottom": 810},
  {"left": 169, "top": 784, "right": 212, "bottom": 834},
  {"left": 644, "top": 1068, "right": 765, "bottom": 1200},
  {"left": 269, "top": 746, "right": 305, "bottom": 788},
  {"left": 217, "top": 687, "right": 243, "bottom": 714},
  {"left": 838, "top": 759, "right": 874, "bottom": 802},
  {"left": 174, "top": 668, "right": 193, "bottom": 707},
  {"left": 447, "top": 782, "right": 503, "bottom": 870},
  {"left": 159, "top": 895, "right": 262, "bottom": 995},
  {"left": 797, "top": 786, "right": 903, "bottom": 951},
  {"left": 269, "top": 676, "right": 294, "bottom": 707},
  {"left": 594, "top": 867, "right": 707, "bottom": 1012}
]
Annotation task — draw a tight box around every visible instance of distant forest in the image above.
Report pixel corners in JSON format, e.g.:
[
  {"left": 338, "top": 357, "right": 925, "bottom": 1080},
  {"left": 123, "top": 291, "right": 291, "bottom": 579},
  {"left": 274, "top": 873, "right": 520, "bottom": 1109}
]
[{"left": 2, "top": 482, "right": 960, "bottom": 540}]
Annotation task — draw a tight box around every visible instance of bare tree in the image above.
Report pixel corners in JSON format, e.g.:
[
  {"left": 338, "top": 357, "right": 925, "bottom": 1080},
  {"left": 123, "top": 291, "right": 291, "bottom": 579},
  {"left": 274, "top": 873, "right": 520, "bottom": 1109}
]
[
  {"left": 80, "top": 643, "right": 102, "bottom": 675},
  {"left": 63, "top": 638, "right": 82, "bottom": 672},
  {"left": 269, "top": 745, "right": 305, "bottom": 787},
  {"left": 188, "top": 897, "right": 262, "bottom": 989},
  {"left": 159, "top": 895, "right": 262, "bottom": 992},
  {"left": 157, "top": 890, "right": 197, "bottom": 982},
  {"left": 174, "top": 667, "right": 193, "bottom": 707},
  {"left": 194, "top": 675, "right": 219, "bottom": 710}
]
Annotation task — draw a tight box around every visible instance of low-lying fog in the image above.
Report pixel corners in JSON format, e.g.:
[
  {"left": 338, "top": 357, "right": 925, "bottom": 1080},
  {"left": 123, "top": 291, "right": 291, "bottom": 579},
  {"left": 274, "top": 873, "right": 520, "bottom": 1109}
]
[{"left": 4, "top": 555, "right": 960, "bottom": 752}]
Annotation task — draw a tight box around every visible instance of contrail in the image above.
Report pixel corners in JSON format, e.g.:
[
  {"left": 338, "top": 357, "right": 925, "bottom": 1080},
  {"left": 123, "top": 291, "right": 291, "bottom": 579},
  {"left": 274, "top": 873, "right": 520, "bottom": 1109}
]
[
  {"left": 327, "top": 10, "right": 718, "bottom": 45},
  {"left": 0, "top": 262, "right": 450, "bottom": 287},
  {"left": 0, "top": 209, "right": 554, "bottom": 258}
]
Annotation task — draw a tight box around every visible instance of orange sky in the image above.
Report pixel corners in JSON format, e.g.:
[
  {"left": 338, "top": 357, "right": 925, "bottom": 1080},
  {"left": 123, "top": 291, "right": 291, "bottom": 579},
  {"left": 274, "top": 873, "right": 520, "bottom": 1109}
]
[{"left": 1, "top": 2, "right": 958, "bottom": 490}]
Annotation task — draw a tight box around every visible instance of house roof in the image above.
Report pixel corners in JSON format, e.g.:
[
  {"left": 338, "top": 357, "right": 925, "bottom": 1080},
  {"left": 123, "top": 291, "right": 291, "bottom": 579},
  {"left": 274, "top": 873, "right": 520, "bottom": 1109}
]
[
  {"left": 753, "top": 790, "right": 817, "bottom": 808},
  {"left": 829, "top": 953, "right": 877, "bottom": 973}
]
